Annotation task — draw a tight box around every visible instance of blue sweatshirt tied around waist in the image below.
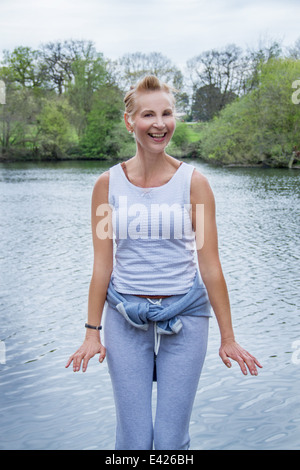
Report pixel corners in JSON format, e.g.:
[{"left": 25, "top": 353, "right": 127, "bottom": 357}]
[{"left": 106, "top": 272, "right": 212, "bottom": 336}]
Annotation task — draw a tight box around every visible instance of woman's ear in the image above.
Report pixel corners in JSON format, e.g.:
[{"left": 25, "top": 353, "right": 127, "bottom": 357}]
[{"left": 124, "top": 113, "right": 134, "bottom": 133}]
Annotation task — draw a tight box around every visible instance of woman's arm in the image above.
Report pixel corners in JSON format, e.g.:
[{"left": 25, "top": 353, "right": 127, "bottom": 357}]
[
  {"left": 66, "top": 171, "right": 113, "bottom": 373},
  {"left": 191, "top": 170, "right": 262, "bottom": 375}
]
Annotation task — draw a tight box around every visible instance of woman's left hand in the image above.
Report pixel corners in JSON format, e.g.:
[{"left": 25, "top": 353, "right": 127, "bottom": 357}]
[{"left": 219, "top": 339, "right": 263, "bottom": 376}]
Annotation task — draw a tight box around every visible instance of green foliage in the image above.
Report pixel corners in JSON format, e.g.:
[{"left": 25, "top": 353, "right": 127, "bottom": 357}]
[
  {"left": 2, "top": 46, "right": 44, "bottom": 89},
  {"left": 1, "top": 39, "right": 300, "bottom": 166},
  {"left": 0, "top": 83, "right": 42, "bottom": 157},
  {"left": 79, "top": 85, "right": 123, "bottom": 158},
  {"left": 171, "top": 121, "right": 190, "bottom": 149},
  {"left": 66, "top": 54, "right": 109, "bottom": 137},
  {"left": 0, "top": 41, "right": 122, "bottom": 160},
  {"left": 103, "top": 120, "right": 136, "bottom": 158},
  {"left": 36, "top": 96, "right": 78, "bottom": 158},
  {"left": 198, "top": 58, "right": 300, "bottom": 167}
]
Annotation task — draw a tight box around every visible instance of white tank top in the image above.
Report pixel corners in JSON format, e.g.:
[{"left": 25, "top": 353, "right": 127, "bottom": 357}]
[{"left": 108, "top": 161, "right": 198, "bottom": 295}]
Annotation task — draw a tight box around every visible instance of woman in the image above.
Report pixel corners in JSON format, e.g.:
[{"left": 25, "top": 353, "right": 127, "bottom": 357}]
[{"left": 66, "top": 75, "right": 262, "bottom": 450}]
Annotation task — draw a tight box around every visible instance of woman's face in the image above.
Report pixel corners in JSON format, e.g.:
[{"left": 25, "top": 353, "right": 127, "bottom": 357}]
[{"left": 126, "top": 90, "right": 176, "bottom": 154}]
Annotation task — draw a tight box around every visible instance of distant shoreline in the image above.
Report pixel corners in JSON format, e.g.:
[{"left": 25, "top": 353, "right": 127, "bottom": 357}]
[{"left": 1, "top": 154, "right": 299, "bottom": 169}]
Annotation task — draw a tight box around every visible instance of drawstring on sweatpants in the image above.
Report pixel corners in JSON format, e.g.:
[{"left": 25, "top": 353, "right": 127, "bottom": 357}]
[
  {"left": 153, "top": 322, "right": 161, "bottom": 356},
  {"left": 147, "top": 298, "right": 162, "bottom": 355}
]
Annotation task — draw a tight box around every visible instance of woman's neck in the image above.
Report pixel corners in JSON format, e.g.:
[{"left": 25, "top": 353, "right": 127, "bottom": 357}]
[
  {"left": 125, "top": 150, "right": 179, "bottom": 188},
  {"left": 136, "top": 150, "right": 168, "bottom": 173}
]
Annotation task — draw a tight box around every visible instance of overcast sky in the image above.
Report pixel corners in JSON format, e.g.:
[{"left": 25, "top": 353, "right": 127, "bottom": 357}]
[{"left": 1, "top": 0, "right": 300, "bottom": 68}]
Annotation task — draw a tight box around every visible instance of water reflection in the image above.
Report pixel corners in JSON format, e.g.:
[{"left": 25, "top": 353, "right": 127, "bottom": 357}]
[{"left": 0, "top": 160, "right": 299, "bottom": 450}]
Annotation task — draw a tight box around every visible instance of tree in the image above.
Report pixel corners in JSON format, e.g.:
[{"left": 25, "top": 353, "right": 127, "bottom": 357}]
[
  {"left": 170, "top": 121, "right": 190, "bottom": 150},
  {"left": 288, "top": 37, "right": 300, "bottom": 60},
  {"left": 2, "top": 46, "right": 45, "bottom": 89},
  {"left": 245, "top": 39, "right": 282, "bottom": 91},
  {"left": 191, "top": 84, "right": 237, "bottom": 121},
  {"left": 0, "top": 62, "right": 43, "bottom": 157},
  {"left": 79, "top": 85, "right": 123, "bottom": 158},
  {"left": 66, "top": 54, "right": 110, "bottom": 137},
  {"left": 199, "top": 58, "right": 300, "bottom": 167},
  {"left": 39, "top": 39, "right": 102, "bottom": 95},
  {"left": 36, "top": 95, "right": 78, "bottom": 158},
  {"left": 115, "top": 51, "right": 183, "bottom": 90},
  {"left": 187, "top": 44, "right": 249, "bottom": 96},
  {"left": 187, "top": 44, "right": 249, "bottom": 120}
]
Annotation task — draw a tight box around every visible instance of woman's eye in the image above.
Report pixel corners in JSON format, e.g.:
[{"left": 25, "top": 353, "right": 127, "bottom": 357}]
[{"left": 142, "top": 111, "right": 172, "bottom": 117}]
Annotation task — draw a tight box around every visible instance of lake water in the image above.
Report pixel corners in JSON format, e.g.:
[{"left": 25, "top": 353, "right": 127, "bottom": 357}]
[{"left": 0, "top": 159, "right": 299, "bottom": 450}]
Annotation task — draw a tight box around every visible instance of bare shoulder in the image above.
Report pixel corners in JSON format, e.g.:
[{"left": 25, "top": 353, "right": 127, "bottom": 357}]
[
  {"left": 92, "top": 170, "right": 110, "bottom": 203},
  {"left": 191, "top": 168, "right": 215, "bottom": 204},
  {"left": 94, "top": 170, "right": 110, "bottom": 188},
  {"left": 166, "top": 155, "right": 183, "bottom": 170}
]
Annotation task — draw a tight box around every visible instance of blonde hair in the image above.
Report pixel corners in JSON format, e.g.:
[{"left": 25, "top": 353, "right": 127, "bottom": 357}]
[{"left": 124, "top": 75, "right": 176, "bottom": 121}]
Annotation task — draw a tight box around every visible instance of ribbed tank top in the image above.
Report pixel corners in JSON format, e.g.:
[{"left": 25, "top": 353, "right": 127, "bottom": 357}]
[{"left": 108, "top": 161, "right": 198, "bottom": 295}]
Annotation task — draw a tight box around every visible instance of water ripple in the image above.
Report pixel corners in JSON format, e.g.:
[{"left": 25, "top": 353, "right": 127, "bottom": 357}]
[{"left": 1, "top": 160, "right": 300, "bottom": 449}]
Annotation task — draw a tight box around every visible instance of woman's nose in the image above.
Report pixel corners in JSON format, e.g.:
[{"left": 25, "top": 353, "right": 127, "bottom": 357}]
[{"left": 153, "top": 117, "right": 165, "bottom": 129}]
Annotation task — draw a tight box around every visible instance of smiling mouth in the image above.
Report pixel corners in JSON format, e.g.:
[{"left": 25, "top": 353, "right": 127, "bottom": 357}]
[{"left": 148, "top": 132, "right": 167, "bottom": 140}]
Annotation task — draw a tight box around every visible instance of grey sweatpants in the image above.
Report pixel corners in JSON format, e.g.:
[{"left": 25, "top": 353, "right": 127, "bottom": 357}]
[{"left": 103, "top": 293, "right": 209, "bottom": 450}]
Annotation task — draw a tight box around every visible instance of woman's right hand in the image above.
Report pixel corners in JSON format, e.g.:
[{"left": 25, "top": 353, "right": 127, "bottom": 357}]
[{"left": 65, "top": 336, "right": 106, "bottom": 373}]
